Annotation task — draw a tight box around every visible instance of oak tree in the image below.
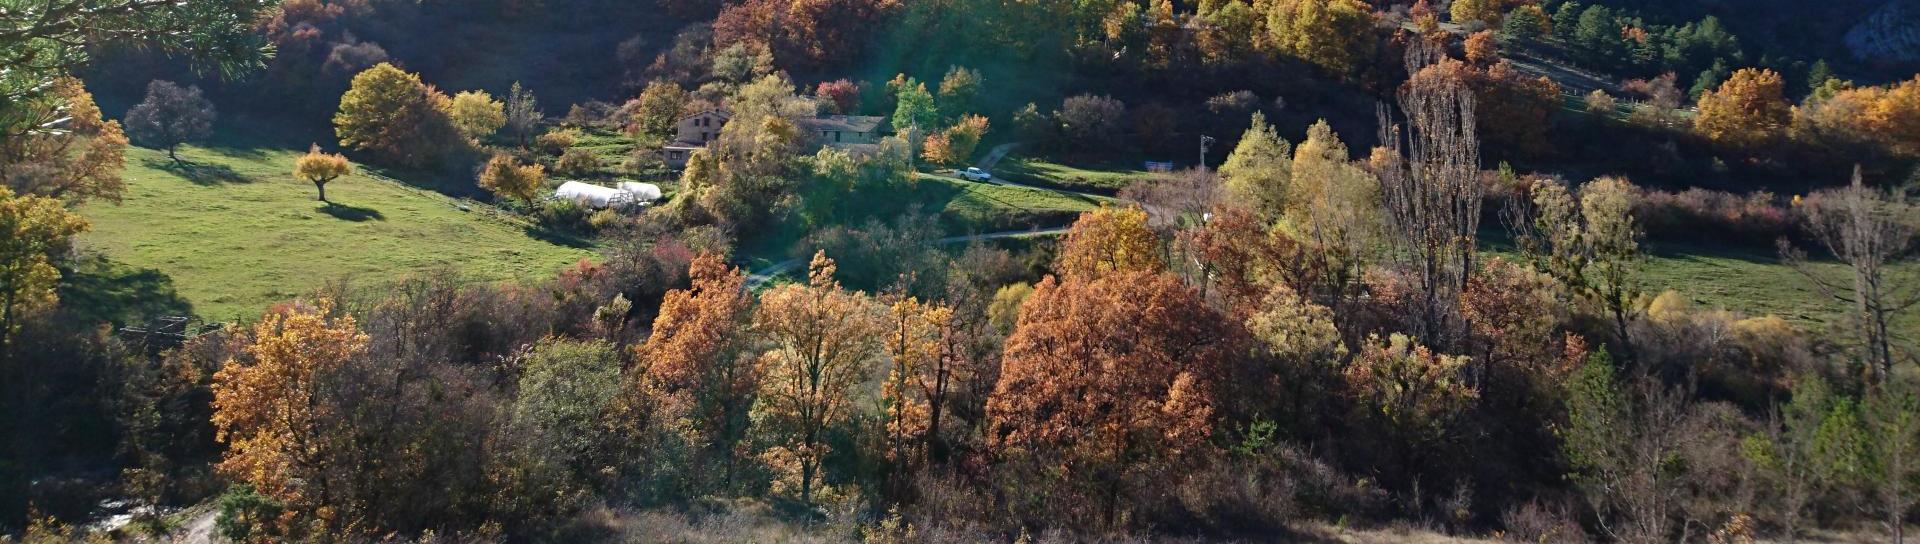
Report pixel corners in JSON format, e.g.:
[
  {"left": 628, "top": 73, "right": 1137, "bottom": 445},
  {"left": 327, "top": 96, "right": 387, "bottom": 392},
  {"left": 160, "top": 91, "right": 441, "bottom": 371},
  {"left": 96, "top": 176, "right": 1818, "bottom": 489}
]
[
  {"left": 751, "top": 252, "right": 884, "bottom": 507},
  {"left": 634, "top": 254, "right": 758, "bottom": 489},
  {"left": 1694, "top": 68, "right": 1791, "bottom": 150},
  {"left": 210, "top": 299, "right": 368, "bottom": 521},
  {"left": 987, "top": 270, "right": 1231, "bottom": 527}
]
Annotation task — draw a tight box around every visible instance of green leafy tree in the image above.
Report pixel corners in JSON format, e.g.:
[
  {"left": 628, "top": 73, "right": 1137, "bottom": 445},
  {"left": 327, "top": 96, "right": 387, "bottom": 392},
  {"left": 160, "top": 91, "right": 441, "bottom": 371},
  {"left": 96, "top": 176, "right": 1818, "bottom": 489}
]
[
  {"left": 1864, "top": 379, "right": 1920, "bottom": 543},
  {"left": 936, "top": 66, "right": 983, "bottom": 120},
  {"left": 892, "top": 76, "right": 938, "bottom": 135},
  {"left": 1219, "top": 112, "right": 1293, "bottom": 222},
  {"left": 1745, "top": 375, "right": 1869, "bottom": 540},
  {"left": 510, "top": 339, "right": 623, "bottom": 486},
  {"left": 0, "top": 0, "right": 273, "bottom": 111},
  {"left": 1499, "top": 4, "right": 1549, "bottom": 45}
]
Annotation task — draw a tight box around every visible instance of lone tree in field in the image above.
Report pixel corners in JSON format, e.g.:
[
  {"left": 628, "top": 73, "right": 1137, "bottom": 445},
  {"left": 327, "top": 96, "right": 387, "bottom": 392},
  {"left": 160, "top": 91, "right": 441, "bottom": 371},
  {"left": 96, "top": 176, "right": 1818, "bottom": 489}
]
[
  {"left": 293, "top": 145, "right": 352, "bottom": 203},
  {"left": 477, "top": 153, "right": 545, "bottom": 205},
  {"left": 1780, "top": 168, "right": 1920, "bottom": 384},
  {"left": 124, "top": 80, "right": 215, "bottom": 162}
]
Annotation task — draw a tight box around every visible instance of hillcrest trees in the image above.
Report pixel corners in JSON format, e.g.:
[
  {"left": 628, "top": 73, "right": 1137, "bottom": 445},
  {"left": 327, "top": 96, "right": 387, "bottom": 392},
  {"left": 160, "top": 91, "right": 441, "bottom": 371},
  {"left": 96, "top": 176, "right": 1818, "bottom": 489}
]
[{"left": 333, "top": 63, "right": 463, "bottom": 168}]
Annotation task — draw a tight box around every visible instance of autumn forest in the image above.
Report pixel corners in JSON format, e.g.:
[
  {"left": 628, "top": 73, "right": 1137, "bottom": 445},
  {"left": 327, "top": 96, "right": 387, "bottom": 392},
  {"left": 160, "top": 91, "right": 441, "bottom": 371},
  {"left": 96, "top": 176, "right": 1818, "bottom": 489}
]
[{"left": 4, "top": 0, "right": 1920, "bottom": 542}]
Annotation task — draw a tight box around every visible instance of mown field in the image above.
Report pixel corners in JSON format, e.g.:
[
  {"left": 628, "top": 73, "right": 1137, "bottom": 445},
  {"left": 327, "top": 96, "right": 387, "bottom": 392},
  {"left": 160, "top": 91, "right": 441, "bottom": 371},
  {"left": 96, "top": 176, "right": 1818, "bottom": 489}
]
[
  {"left": 76, "top": 144, "right": 597, "bottom": 322},
  {"left": 995, "top": 158, "right": 1170, "bottom": 193}
]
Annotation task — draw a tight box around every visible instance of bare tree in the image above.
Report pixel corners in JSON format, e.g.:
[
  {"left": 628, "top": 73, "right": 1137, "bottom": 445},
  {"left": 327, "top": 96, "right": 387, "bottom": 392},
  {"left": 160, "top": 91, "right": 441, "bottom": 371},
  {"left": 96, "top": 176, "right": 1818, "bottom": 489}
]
[
  {"left": 1375, "top": 49, "right": 1482, "bottom": 348},
  {"left": 1779, "top": 167, "right": 1919, "bottom": 384}
]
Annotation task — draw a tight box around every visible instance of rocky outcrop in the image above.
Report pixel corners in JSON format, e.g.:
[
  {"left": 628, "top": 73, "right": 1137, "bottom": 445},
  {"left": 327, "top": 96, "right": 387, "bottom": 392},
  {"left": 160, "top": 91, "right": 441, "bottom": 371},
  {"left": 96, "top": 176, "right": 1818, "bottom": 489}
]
[{"left": 1848, "top": 0, "right": 1920, "bottom": 63}]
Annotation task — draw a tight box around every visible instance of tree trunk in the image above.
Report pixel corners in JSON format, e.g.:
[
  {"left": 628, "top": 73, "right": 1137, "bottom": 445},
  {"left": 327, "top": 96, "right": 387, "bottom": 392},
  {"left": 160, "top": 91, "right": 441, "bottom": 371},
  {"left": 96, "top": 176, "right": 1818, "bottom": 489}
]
[{"left": 316, "top": 181, "right": 328, "bottom": 203}]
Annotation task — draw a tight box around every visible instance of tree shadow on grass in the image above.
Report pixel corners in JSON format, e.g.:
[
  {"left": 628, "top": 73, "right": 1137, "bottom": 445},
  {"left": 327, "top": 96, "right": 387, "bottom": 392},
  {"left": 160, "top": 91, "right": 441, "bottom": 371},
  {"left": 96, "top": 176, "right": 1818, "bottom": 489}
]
[
  {"left": 56, "top": 253, "right": 194, "bottom": 327},
  {"left": 145, "top": 157, "right": 251, "bottom": 185},
  {"left": 319, "top": 202, "right": 386, "bottom": 222},
  {"left": 523, "top": 225, "right": 596, "bottom": 249}
]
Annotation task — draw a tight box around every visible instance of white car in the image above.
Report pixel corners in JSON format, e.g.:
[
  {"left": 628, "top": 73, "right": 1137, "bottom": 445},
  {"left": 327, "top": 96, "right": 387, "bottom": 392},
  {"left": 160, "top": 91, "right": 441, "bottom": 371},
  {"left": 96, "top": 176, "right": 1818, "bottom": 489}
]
[{"left": 958, "top": 167, "right": 992, "bottom": 182}]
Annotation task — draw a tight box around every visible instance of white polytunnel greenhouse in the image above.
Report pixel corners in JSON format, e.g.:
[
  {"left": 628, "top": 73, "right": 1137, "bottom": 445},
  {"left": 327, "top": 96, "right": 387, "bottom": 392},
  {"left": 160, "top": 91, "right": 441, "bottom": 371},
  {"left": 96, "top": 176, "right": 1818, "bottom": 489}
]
[{"left": 552, "top": 181, "right": 662, "bottom": 208}]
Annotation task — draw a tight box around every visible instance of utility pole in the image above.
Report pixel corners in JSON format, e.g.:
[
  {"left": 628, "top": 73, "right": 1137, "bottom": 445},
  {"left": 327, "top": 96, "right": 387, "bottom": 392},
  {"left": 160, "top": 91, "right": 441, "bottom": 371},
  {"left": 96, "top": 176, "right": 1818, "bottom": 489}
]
[{"left": 1199, "top": 134, "right": 1215, "bottom": 171}]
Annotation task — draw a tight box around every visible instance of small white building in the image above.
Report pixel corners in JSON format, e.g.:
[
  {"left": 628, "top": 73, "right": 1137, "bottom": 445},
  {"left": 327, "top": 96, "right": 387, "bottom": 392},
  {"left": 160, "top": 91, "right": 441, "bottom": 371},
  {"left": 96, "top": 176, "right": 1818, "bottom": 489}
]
[{"left": 553, "top": 181, "right": 661, "bottom": 209}]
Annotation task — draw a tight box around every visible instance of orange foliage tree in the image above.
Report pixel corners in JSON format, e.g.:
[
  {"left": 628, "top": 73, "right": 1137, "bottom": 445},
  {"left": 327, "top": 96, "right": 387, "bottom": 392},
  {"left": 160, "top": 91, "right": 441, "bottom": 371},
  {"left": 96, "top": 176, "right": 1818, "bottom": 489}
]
[
  {"left": 986, "top": 269, "right": 1232, "bottom": 527},
  {"left": 210, "top": 299, "right": 369, "bottom": 527},
  {"left": 1694, "top": 68, "right": 1791, "bottom": 150},
  {"left": 1411, "top": 58, "right": 1560, "bottom": 156},
  {"left": 0, "top": 77, "right": 127, "bottom": 205},
  {"left": 750, "top": 251, "right": 884, "bottom": 507},
  {"left": 633, "top": 253, "right": 758, "bottom": 490}
]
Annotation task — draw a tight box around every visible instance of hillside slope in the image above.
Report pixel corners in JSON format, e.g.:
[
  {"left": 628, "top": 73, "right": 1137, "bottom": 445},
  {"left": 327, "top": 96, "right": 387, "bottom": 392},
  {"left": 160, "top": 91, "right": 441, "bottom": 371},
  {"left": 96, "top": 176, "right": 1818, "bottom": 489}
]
[{"left": 77, "top": 145, "right": 596, "bottom": 322}]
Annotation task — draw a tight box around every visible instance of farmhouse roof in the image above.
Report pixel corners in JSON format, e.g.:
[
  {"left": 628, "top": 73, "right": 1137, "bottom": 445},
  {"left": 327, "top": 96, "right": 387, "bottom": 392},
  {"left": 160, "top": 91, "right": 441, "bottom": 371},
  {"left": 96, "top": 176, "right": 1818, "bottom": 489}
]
[
  {"left": 685, "top": 108, "right": 732, "bottom": 121},
  {"left": 796, "top": 115, "right": 885, "bottom": 133}
]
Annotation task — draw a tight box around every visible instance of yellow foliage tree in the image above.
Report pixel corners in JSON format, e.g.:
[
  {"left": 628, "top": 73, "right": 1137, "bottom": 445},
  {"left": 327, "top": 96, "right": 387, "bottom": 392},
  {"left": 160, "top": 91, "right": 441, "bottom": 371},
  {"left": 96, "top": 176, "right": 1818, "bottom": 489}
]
[
  {"left": 751, "top": 251, "right": 883, "bottom": 507},
  {"left": 881, "top": 297, "right": 948, "bottom": 468},
  {"left": 1866, "top": 76, "right": 1920, "bottom": 156},
  {"left": 634, "top": 253, "right": 758, "bottom": 489},
  {"left": 477, "top": 153, "right": 546, "bottom": 205},
  {"left": 1464, "top": 30, "right": 1499, "bottom": 65},
  {"left": 1265, "top": 0, "right": 1377, "bottom": 77},
  {"left": 1450, "top": 0, "right": 1505, "bottom": 26},
  {"left": 1220, "top": 111, "right": 1294, "bottom": 222},
  {"left": 293, "top": 144, "right": 352, "bottom": 202},
  {"left": 1053, "top": 205, "right": 1165, "bottom": 280},
  {"left": 1694, "top": 68, "right": 1792, "bottom": 150},
  {"left": 0, "top": 186, "right": 89, "bottom": 348},
  {"left": 921, "top": 114, "right": 989, "bottom": 167},
  {"left": 334, "top": 63, "right": 458, "bottom": 167},
  {"left": 445, "top": 90, "right": 506, "bottom": 141}
]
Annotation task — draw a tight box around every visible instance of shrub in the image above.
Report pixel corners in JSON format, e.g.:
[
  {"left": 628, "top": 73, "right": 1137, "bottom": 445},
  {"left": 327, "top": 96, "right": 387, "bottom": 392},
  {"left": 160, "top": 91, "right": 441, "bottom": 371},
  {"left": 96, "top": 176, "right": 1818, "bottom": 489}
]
[
  {"left": 1634, "top": 187, "right": 1792, "bottom": 246},
  {"left": 1584, "top": 90, "right": 1618, "bottom": 117},
  {"left": 555, "top": 148, "right": 602, "bottom": 177},
  {"left": 535, "top": 128, "right": 582, "bottom": 155}
]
